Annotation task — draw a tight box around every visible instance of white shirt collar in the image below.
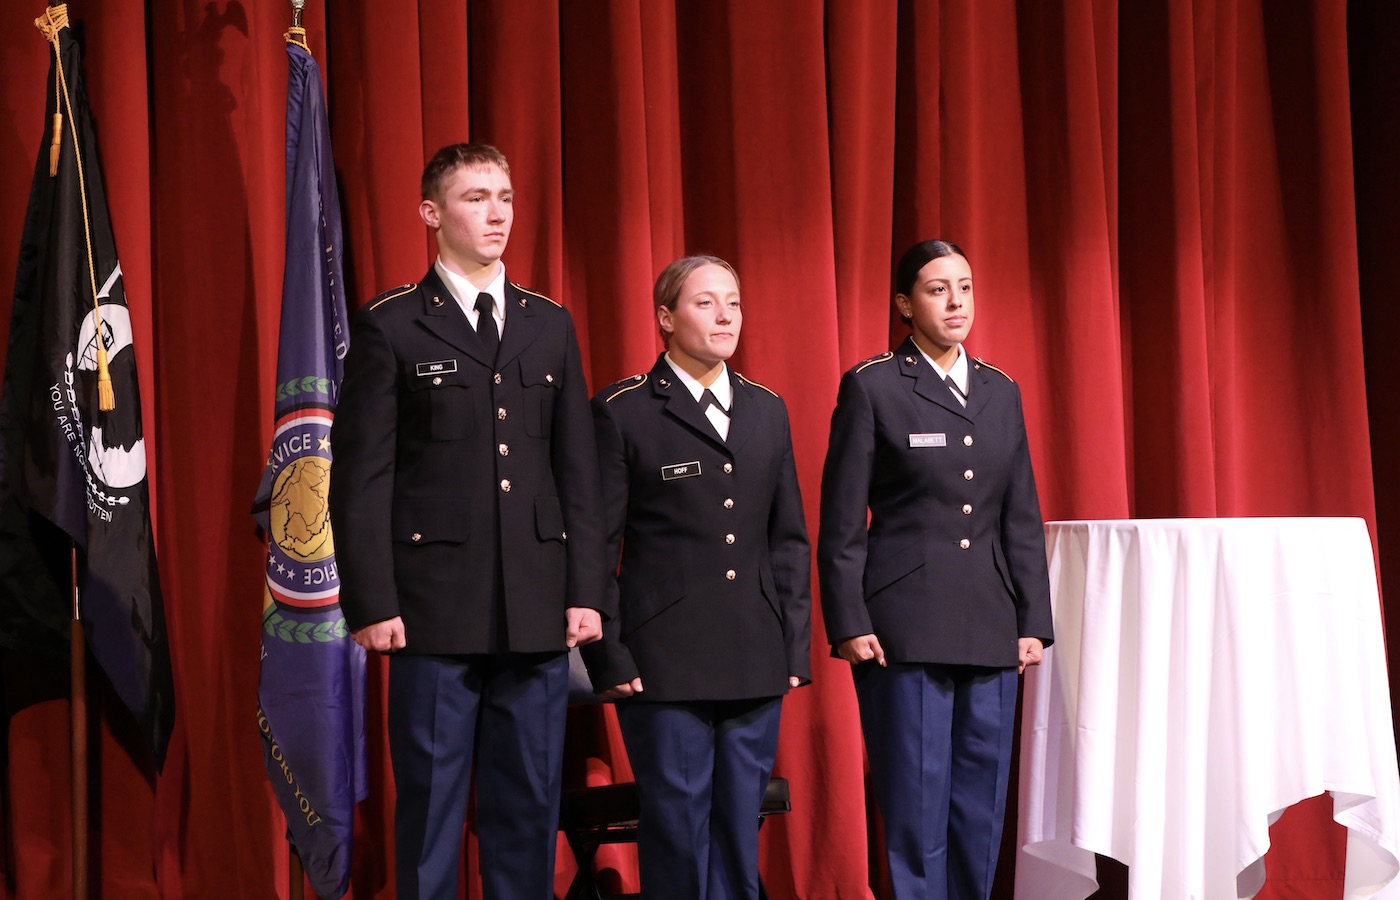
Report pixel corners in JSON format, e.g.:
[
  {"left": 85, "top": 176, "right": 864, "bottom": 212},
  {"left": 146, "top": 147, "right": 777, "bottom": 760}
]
[
  {"left": 917, "top": 342, "right": 968, "bottom": 394},
  {"left": 664, "top": 355, "right": 732, "bottom": 409},
  {"left": 434, "top": 258, "right": 506, "bottom": 328}
]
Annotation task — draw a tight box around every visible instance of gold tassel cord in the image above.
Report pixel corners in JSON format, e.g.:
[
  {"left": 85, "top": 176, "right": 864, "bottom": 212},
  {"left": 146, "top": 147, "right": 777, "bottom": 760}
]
[
  {"left": 38, "top": 7, "right": 66, "bottom": 175},
  {"left": 49, "top": 112, "right": 62, "bottom": 177},
  {"left": 36, "top": 4, "right": 115, "bottom": 411},
  {"left": 285, "top": 25, "right": 310, "bottom": 52},
  {"left": 34, "top": 3, "right": 66, "bottom": 37}
]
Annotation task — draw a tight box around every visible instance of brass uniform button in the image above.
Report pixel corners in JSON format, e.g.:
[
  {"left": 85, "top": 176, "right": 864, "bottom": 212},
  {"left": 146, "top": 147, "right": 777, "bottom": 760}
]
[
  {"left": 497, "top": 407, "right": 507, "bottom": 420},
  {"left": 432, "top": 376, "right": 442, "bottom": 386},
  {"left": 498, "top": 443, "right": 509, "bottom": 457},
  {"left": 723, "top": 498, "right": 734, "bottom": 509},
  {"left": 963, "top": 469, "right": 974, "bottom": 481},
  {"left": 411, "top": 532, "right": 422, "bottom": 542},
  {"left": 963, "top": 435, "right": 973, "bottom": 446},
  {"left": 723, "top": 462, "right": 733, "bottom": 474},
  {"left": 500, "top": 479, "right": 511, "bottom": 492},
  {"left": 545, "top": 374, "right": 554, "bottom": 383},
  {"left": 962, "top": 504, "right": 973, "bottom": 515},
  {"left": 959, "top": 538, "right": 971, "bottom": 550},
  {"left": 494, "top": 373, "right": 502, "bottom": 385},
  {"left": 725, "top": 534, "right": 735, "bottom": 544},
  {"left": 725, "top": 569, "right": 736, "bottom": 581}
]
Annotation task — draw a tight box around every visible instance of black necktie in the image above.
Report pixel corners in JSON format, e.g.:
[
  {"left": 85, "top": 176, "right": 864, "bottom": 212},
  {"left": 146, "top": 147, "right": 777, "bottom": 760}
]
[
  {"left": 945, "top": 374, "right": 967, "bottom": 405},
  {"left": 701, "top": 389, "right": 729, "bottom": 418},
  {"left": 474, "top": 292, "right": 498, "bottom": 361}
]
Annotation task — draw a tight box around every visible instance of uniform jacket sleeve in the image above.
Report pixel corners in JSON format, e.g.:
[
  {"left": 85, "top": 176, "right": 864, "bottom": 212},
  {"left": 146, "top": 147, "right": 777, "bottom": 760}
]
[
  {"left": 817, "top": 368, "right": 877, "bottom": 645},
  {"left": 328, "top": 309, "right": 401, "bottom": 631},
  {"left": 551, "top": 315, "right": 611, "bottom": 619},
  {"left": 999, "top": 384, "right": 1054, "bottom": 646},
  {"left": 769, "top": 406, "right": 813, "bottom": 683},
  {"left": 579, "top": 393, "right": 639, "bottom": 690}
]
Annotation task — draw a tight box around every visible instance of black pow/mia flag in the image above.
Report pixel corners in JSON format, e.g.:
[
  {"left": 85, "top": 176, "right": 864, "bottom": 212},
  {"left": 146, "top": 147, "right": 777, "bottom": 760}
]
[{"left": 0, "top": 11, "right": 174, "bottom": 768}]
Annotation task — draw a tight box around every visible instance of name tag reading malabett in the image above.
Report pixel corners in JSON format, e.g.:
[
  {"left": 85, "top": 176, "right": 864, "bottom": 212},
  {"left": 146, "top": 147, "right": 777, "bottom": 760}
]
[
  {"left": 909, "top": 433, "right": 947, "bottom": 448},
  {"left": 416, "top": 359, "right": 458, "bottom": 377},
  {"left": 661, "top": 461, "right": 702, "bottom": 481}
]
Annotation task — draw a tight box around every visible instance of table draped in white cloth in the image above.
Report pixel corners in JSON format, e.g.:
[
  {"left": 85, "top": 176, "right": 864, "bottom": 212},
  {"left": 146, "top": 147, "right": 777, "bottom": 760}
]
[{"left": 1016, "top": 518, "right": 1400, "bottom": 900}]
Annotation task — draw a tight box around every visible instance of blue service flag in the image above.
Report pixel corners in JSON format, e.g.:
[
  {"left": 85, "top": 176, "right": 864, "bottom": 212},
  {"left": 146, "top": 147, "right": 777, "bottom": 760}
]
[{"left": 252, "top": 39, "right": 365, "bottom": 900}]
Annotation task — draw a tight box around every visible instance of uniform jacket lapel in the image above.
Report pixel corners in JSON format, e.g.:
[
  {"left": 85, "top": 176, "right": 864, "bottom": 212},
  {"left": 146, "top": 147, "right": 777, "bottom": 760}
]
[
  {"left": 900, "top": 337, "right": 973, "bottom": 422},
  {"left": 415, "top": 267, "right": 494, "bottom": 367},
  {"left": 495, "top": 282, "right": 543, "bottom": 370},
  {"left": 723, "top": 370, "right": 755, "bottom": 455},
  {"left": 964, "top": 359, "right": 995, "bottom": 419},
  {"left": 653, "top": 357, "right": 729, "bottom": 453}
]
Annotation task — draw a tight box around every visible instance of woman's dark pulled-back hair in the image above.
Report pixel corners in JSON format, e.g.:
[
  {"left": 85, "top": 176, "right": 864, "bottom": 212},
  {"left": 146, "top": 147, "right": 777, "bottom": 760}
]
[{"left": 894, "top": 239, "right": 969, "bottom": 298}]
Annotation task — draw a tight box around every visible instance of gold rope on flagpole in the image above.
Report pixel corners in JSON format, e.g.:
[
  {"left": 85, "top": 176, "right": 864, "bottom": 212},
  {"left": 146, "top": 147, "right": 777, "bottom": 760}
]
[
  {"left": 36, "top": 4, "right": 116, "bottom": 412},
  {"left": 37, "top": 5, "right": 66, "bottom": 174}
]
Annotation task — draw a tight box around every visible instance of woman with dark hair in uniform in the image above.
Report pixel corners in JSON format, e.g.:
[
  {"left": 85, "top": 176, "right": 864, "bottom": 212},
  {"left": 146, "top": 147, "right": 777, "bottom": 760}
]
[{"left": 818, "top": 239, "right": 1054, "bottom": 900}]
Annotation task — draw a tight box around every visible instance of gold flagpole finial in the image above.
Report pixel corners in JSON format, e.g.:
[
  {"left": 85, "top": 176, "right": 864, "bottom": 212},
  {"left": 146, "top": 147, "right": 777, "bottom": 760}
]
[{"left": 285, "top": 0, "right": 309, "bottom": 50}]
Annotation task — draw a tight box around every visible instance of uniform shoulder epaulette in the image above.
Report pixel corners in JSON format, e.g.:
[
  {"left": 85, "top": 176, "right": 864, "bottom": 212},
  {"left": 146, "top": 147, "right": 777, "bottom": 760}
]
[
  {"left": 974, "top": 357, "right": 1015, "bottom": 382},
  {"left": 511, "top": 282, "right": 562, "bottom": 308},
  {"left": 604, "top": 373, "right": 647, "bottom": 402},
  {"left": 854, "top": 351, "right": 894, "bottom": 373},
  {"left": 736, "top": 373, "right": 779, "bottom": 398},
  {"left": 368, "top": 283, "right": 417, "bottom": 311}
]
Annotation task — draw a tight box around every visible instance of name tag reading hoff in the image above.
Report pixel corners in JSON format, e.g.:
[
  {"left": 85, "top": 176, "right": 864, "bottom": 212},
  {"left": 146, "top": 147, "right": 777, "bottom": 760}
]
[
  {"left": 416, "top": 359, "right": 458, "bottom": 377},
  {"left": 909, "top": 433, "right": 947, "bottom": 448},
  {"left": 661, "top": 461, "right": 702, "bottom": 481}
]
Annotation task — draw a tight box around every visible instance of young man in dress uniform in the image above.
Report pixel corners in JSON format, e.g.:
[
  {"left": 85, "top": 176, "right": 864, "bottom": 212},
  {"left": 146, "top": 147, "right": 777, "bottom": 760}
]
[{"left": 328, "top": 142, "right": 609, "bottom": 898}]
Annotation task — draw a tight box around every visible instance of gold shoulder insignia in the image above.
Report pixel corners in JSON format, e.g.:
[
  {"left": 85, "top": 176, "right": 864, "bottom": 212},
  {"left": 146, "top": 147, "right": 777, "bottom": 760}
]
[
  {"left": 736, "top": 373, "right": 779, "bottom": 398},
  {"left": 605, "top": 373, "right": 647, "bottom": 402},
  {"left": 511, "top": 282, "right": 562, "bottom": 308},
  {"left": 974, "top": 357, "right": 1015, "bottom": 382},
  {"left": 855, "top": 351, "right": 894, "bottom": 373},
  {"left": 368, "top": 283, "right": 417, "bottom": 311}
]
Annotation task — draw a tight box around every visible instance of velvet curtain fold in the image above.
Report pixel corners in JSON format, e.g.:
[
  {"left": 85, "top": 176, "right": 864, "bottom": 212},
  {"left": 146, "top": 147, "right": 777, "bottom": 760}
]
[{"left": 0, "top": 1, "right": 1390, "bottom": 898}]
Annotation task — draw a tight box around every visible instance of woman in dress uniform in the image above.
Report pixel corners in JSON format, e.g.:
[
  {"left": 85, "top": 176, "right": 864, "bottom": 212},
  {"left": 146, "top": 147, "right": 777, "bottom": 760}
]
[
  {"left": 581, "top": 255, "right": 811, "bottom": 899},
  {"left": 817, "top": 239, "right": 1054, "bottom": 900}
]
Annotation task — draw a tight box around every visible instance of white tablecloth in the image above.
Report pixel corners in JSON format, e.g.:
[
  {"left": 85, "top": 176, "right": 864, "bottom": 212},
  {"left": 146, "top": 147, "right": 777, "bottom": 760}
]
[{"left": 1016, "top": 518, "right": 1400, "bottom": 900}]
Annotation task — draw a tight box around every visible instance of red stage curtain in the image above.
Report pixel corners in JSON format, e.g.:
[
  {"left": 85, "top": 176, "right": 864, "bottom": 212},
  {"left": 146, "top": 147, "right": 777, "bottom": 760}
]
[{"left": 0, "top": 1, "right": 1391, "bottom": 898}]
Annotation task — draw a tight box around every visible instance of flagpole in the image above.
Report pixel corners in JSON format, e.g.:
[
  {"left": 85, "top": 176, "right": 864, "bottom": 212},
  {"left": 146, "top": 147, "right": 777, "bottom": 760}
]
[
  {"left": 286, "top": 8, "right": 307, "bottom": 896},
  {"left": 70, "top": 545, "right": 88, "bottom": 900}
]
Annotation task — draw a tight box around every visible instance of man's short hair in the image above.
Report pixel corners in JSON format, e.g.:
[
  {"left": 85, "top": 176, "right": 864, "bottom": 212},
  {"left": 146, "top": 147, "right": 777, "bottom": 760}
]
[{"left": 421, "top": 143, "right": 511, "bottom": 203}]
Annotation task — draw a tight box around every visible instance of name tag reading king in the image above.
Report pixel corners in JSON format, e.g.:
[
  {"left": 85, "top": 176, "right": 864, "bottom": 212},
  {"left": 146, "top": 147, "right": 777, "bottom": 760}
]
[
  {"left": 909, "top": 433, "right": 947, "bottom": 448},
  {"left": 661, "top": 461, "right": 702, "bottom": 481},
  {"left": 416, "top": 359, "right": 458, "bottom": 377}
]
